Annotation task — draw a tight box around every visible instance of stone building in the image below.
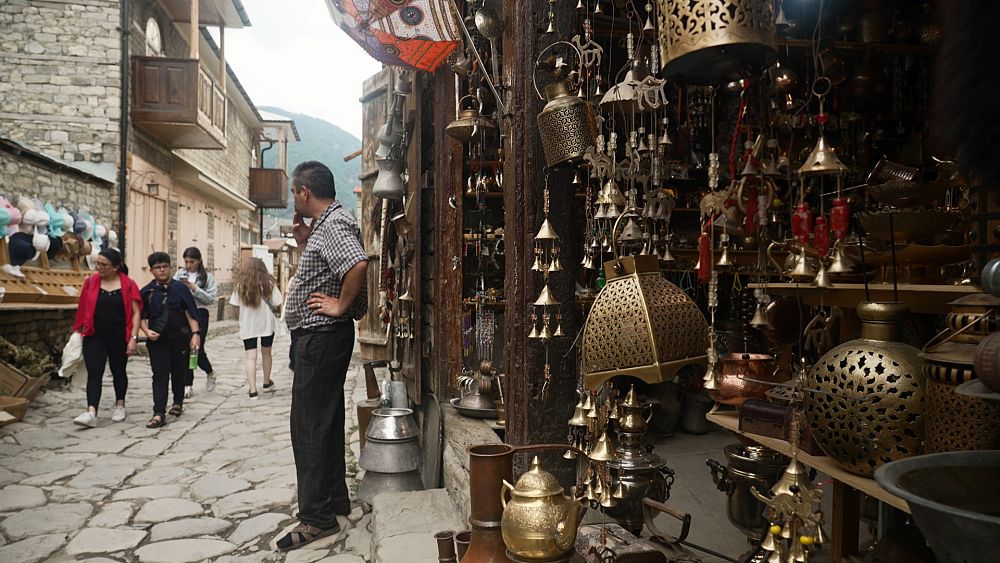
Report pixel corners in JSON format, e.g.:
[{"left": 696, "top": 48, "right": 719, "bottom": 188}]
[{"left": 0, "top": 0, "right": 293, "bottom": 349}]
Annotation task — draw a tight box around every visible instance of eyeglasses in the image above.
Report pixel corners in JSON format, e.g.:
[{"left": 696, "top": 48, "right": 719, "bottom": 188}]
[{"left": 150, "top": 264, "right": 171, "bottom": 271}]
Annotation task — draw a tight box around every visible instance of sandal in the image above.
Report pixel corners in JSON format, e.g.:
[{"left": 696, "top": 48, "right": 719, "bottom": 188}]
[
  {"left": 168, "top": 404, "right": 183, "bottom": 416},
  {"left": 276, "top": 522, "right": 340, "bottom": 551},
  {"left": 146, "top": 415, "right": 165, "bottom": 429}
]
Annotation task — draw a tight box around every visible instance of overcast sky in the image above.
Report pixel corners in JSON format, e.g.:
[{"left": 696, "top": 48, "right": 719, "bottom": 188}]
[{"left": 220, "top": 0, "right": 382, "bottom": 139}]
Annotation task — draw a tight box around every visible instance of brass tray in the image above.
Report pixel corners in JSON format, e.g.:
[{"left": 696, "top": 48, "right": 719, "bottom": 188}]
[{"left": 450, "top": 397, "right": 497, "bottom": 419}]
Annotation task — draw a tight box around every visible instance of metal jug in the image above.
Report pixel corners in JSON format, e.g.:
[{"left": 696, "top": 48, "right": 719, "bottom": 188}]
[
  {"left": 373, "top": 157, "right": 406, "bottom": 200},
  {"left": 446, "top": 95, "right": 496, "bottom": 143},
  {"left": 534, "top": 42, "right": 597, "bottom": 168}
]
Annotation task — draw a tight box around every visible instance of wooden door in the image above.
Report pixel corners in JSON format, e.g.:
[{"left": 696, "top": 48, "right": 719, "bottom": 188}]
[{"left": 126, "top": 188, "right": 168, "bottom": 278}]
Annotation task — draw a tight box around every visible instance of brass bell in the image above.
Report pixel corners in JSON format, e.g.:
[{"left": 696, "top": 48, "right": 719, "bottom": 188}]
[
  {"left": 588, "top": 431, "right": 615, "bottom": 462},
  {"left": 563, "top": 448, "right": 577, "bottom": 460},
  {"left": 594, "top": 204, "right": 609, "bottom": 220},
  {"left": 586, "top": 405, "right": 599, "bottom": 420},
  {"left": 703, "top": 361, "right": 719, "bottom": 390},
  {"left": 582, "top": 395, "right": 594, "bottom": 411},
  {"left": 550, "top": 254, "right": 562, "bottom": 272},
  {"left": 585, "top": 481, "right": 597, "bottom": 501},
  {"left": 568, "top": 405, "right": 588, "bottom": 427},
  {"left": 826, "top": 242, "right": 856, "bottom": 274},
  {"left": 797, "top": 134, "right": 848, "bottom": 176},
  {"left": 546, "top": 19, "right": 555, "bottom": 34},
  {"left": 789, "top": 248, "right": 818, "bottom": 279},
  {"left": 575, "top": 0, "right": 585, "bottom": 10},
  {"left": 716, "top": 244, "right": 734, "bottom": 267},
  {"left": 772, "top": 458, "right": 816, "bottom": 497},
  {"left": 612, "top": 479, "right": 626, "bottom": 499},
  {"left": 750, "top": 303, "right": 770, "bottom": 328},
  {"left": 592, "top": 475, "right": 604, "bottom": 496},
  {"left": 643, "top": 15, "right": 655, "bottom": 33},
  {"left": 812, "top": 262, "right": 833, "bottom": 288},
  {"left": 618, "top": 217, "right": 644, "bottom": 244},
  {"left": 788, "top": 540, "right": 806, "bottom": 562},
  {"left": 593, "top": 1, "right": 602, "bottom": 14},
  {"left": 775, "top": 3, "right": 793, "bottom": 31},
  {"left": 539, "top": 322, "right": 552, "bottom": 340},
  {"left": 763, "top": 156, "right": 781, "bottom": 176},
  {"left": 621, "top": 384, "right": 641, "bottom": 408},
  {"left": 535, "top": 218, "right": 560, "bottom": 240},
  {"left": 573, "top": 171, "right": 583, "bottom": 185},
  {"left": 528, "top": 322, "right": 540, "bottom": 339},
  {"left": 534, "top": 284, "right": 560, "bottom": 306},
  {"left": 553, "top": 322, "right": 565, "bottom": 337},
  {"left": 761, "top": 528, "right": 778, "bottom": 551},
  {"left": 767, "top": 547, "right": 784, "bottom": 563},
  {"left": 607, "top": 400, "right": 619, "bottom": 420},
  {"left": 532, "top": 254, "right": 543, "bottom": 272},
  {"left": 741, "top": 158, "right": 760, "bottom": 177},
  {"left": 599, "top": 488, "right": 616, "bottom": 508},
  {"left": 814, "top": 521, "right": 826, "bottom": 545},
  {"left": 373, "top": 157, "right": 406, "bottom": 200}
]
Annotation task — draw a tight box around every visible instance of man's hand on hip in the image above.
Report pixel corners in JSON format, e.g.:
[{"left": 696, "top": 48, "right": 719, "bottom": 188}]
[{"left": 307, "top": 292, "right": 348, "bottom": 318}]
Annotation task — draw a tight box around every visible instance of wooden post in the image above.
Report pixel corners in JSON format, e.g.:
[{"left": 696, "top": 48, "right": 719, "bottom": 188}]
[
  {"left": 501, "top": 1, "right": 582, "bottom": 478},
  {"left": 432, "top": 68, "right": 463, "bottom": 398},
  {"left": 831, "top": 479, "right": 861, "bottom": 561},
  {"left": 218, "top": 25, "right": 226, "bottom": 92},
  {"left": 189, "top": 0, "right": 199, "bottom": 59}
]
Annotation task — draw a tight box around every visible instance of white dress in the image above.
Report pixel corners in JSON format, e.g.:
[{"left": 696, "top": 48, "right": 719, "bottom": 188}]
[{"left": 229, "top": 286, "right": 283, "bottom": 340}]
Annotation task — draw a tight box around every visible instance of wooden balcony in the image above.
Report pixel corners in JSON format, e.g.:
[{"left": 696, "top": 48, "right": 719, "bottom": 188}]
[
  {"left": 249, "top": 168, "right": 289, "bottom": 209},
  {"left": 131, "top": 56, "right": 227, "bottom": 149}
]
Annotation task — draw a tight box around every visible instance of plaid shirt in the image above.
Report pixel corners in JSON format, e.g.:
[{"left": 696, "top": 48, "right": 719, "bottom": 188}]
[{"left": 285, "top": 201, "right": 369, "bottom": 331}]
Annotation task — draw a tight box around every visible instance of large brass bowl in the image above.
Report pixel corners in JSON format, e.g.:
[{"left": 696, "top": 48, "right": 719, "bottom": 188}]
[{"left": 859, "top": 210, "right": 963, "bottom": 243}]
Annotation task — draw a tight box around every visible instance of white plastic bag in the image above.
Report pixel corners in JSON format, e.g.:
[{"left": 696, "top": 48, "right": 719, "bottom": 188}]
[{"left": 59, "top": 332, "right": 84, "bottom": 379}]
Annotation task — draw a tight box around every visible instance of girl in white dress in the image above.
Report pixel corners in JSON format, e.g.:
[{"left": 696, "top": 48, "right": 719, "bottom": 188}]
[{"left": 229, "top": 258, "right": 283, "bottom": 399}]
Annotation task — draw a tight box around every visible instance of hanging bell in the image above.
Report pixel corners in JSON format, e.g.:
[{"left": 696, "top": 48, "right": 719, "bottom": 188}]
[
  {"left": 534, "top": 284, "right": 560, "bottom": 306},
  {"left": 528, "top": 322, "right": 540, "bottom": 339},
  {"left": 568, "top": 404, "right": 589, "bottom": 426},
  {"left": 592, "top": 475, "right": 604, "bottom": 496},
  {"left": 767, "top": 546, "right": 784, "bottom": 563},
  {"left": 582, "top": 394, "right": 594, "bottom": 411},
  {"left": 594, "top": 204, "right": 609, "bottom": 220},
  {"left": 573, "top": 171, "right": 583, "bottom": 185},
  {"left": 716, "top": 244, "right": 734, "bottom": 267},
  {"left": 750, "top": 303, "right": 770, "bottom": 328},
  {"left": 814, "top": 522, "right": 826, "bottom": 545},
  {"left": 576, "top": 0, "right": 585, "bottom": 10},
  {"left": 789, "top": 248, "right": 817, "bottom": 279},
  {"left": 549, "top": 255, "right": 562, "bottom": 272},
  {"left": 812, "top": 262, "right": 833, "bottom": 288},
  {"left": 788, "top": 540, "right": 806, "bottom": 562},
  {"left": 741, "top": 158, "right": 760, "bottom": 177},
  {"left": 761, "top": 528, "right": 778, "bottom": 551},
  {"left": 373, "top": 158, "right": 406, "bottom": 200},
  {"left": 618, "top": 217, "right": 644, "bottom": 244},
  {"left": 545, "top": 18, "right": 555, "bottom": 34},
  {"left": 607, "top": 400, "right": 619, "bottom": 420},
  {"left": 643, "top": 15, "right": 655, "bottom": 33},
  {"left": 826, "top": 242, "right": 857, "bottom": 274},
  {"left": 763, "top": 156, "right": 781, "bottom": 176},
  {"left": 539, "top": 322, "right": 552, "bottom": 340},
  {"left": 600, "top": 488, "right": 617, "bottom": 508},
  {"left": 532, "top": 253, "right": 544, "bottom": 272},
  {"left": 797, "top": 134, "right": 848, "bottom": 176},
  {"left": 775, "top": 3, "right": 793, "bottom": 31},
  {"left": 612, "top": 479, "right": 626, "bottom": 499},
  {"left": 585, "top": 481, "right": 597, "bottom": 501},
  {"left": 703, "top": 362, "right": 719, "bottom": 390},
  {"left": 594, "top": 1, "right": 603, "bottom": 15},
  {"left": 563, "top": 448, "right": 577, "bottom": 460},
  {"left": 553, "top": 322, "right": 565, "bottom": 337},
  {"left": 536, "top": 218, "right": 559, "bottom": 240},
  {"left": 588, "top": 431, "right": 615, "bottom": 462}
]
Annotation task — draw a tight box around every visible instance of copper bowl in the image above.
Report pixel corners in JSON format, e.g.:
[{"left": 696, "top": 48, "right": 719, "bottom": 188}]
[
  {"left": 859, "top": 210, "right": 963, "bottom": 243},
  {"left": 708, "top": 353, "right": 779, "bottom": 406}
]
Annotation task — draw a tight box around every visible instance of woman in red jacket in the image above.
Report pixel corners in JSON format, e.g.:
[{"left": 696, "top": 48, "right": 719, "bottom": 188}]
[{"left": 72, "top": 248, "right": 142, "bottom": 428}]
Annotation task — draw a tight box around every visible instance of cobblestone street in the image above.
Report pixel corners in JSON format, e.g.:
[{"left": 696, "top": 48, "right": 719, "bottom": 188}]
[{"left": 0, "top": 324, "right": 373, "bottom": 563}]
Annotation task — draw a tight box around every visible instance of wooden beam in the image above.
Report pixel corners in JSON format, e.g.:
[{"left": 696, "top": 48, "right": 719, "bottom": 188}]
[
  {"left": 218, "top": 25, "right": 226, "bottom": 92},
  {"left": 831, "top": 480, "right": 862, "bottom": 561},
  {"left": 189, "top": 0, "right": 200, "bottom": 59}
]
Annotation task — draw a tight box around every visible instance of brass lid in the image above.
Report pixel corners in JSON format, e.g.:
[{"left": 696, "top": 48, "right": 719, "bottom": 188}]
[
  {"left": 512, "top": 457, "right": 565, "bottom": 498},
  {"left": 947, "top": 293, "right": 1000, "bottom": 308},
  {"left": 920, "top": 342, "right": 976, "bottom": 366}
]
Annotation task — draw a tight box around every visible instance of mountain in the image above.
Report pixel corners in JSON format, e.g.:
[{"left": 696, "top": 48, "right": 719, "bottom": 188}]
[{"left": 259, "top": 106, "right": 362, "bottom": 219}]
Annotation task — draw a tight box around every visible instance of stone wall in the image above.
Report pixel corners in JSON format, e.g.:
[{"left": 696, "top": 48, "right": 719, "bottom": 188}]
[
  {"left": 0, "top": 147, "right": 117, "bottom": 228},
  {"left": 0, "top": 310, "right": 75, "bottom": 357},
  {"left": 0, "top": 0, "right": 121, "bottom": 164}
]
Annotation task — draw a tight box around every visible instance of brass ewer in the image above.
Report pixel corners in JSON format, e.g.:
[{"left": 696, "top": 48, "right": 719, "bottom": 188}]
[
  {"left": 534, "top": 42, "right": 598, "bottom": 168},
  {"left": 617, "top": 385, "right": 653, "bottom": 433},
  {"left": 500, "top": 456, "right": 584, "bottom": 561},
  {"left": 446, "top": 95, "right": 496, "bottom": 143},
  {"left": 582, "top": 254, "right": 708, "bottom": 389}
]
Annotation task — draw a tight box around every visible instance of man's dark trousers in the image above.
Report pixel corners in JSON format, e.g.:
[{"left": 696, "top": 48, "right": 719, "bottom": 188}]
[{"left": 290, "top": 324, "right": 354, "bottom": 529}]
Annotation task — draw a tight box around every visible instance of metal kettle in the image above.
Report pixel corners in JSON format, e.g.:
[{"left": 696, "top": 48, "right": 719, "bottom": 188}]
[
  {"left": 373, "top": 157, "right": 406, "bottom": 200},
  {"left": 534, "top": 41, "right": 597, "bottom": 168},
  {"left": 446, "top": 95, "right": 496, "bottom": 143},
  {"left": 500, "top": 456, "right": 583, "bottom": 560}
]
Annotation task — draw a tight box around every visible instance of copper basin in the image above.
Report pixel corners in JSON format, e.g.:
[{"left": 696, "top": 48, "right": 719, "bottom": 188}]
[{"left": 708, "top": 353, "right": 779, "bottom": 406}]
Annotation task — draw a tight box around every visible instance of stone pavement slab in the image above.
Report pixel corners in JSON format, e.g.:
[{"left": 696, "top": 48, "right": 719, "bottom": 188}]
[
  {"left": 190, "top": 474, "right": 251, "bottom": 500},
  {"left": 66, "top": 527, "right": 148, "bottom": 555},
  {"left": 370, "top": 489, "right": 463, "bottom": 563},
  {"left": 134, "top": 538, "right": 237, "bottom": 562},
  {"left": 0, "top": 502, "right": 92, "bottom": 541},
  {"left": 150, "top": 517, "right": 232, "bottom": 541},
  {"left": 0, "top": 484, "right": 47, "bottom": 511},
  {"left": 134, "top": 498, "right": 205, "bottom": 523},
  {"left": 0, "top": 533, "right": 66, "bottom": 563},
  {"left": 114, "top": 484, "right": 185, "bottom": 500},
  {"left": 212, "top": 487, "right": 295, "bottom": 517},
  {"left": 228, "top": 512, "right": 291, "bottom": 546}
]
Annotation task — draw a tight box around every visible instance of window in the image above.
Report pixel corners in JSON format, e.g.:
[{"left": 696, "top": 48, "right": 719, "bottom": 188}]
[{"left": 145, "top": 18, "right": 162, "bottom": 57}]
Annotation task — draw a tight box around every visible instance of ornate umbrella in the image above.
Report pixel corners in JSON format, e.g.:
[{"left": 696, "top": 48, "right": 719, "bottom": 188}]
[{"left": 324, "top": 0, "right": 462, "bottom": 72}]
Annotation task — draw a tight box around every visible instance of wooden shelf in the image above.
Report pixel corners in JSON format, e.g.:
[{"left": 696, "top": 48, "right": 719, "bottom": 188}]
[
  {"left": 751, "top": 282, "right": 980, "bottom": 315},
  {"left": 777, "top": 38, "right": 936, "bottom": 56},
  {"left": 708, "top": 410, "right": 909, "bottom": 513},
  {"left": 0, "top": 303, "right": 79, "bottom": 311}
]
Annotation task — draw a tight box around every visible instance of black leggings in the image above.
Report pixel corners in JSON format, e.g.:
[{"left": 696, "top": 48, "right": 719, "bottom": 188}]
[
  {"left": 185, "top": 309, "right": 213, "bottom": 385},
  {"left": 83, "top": 330, "right": 128, "bottom": 411},
  {"left": 148, "top": 337, "right": 188, "bottom": 416}
]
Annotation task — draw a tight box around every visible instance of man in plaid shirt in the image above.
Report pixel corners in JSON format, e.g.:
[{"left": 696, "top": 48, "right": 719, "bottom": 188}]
[{"left": 276, "top": 161, "right": 368, "bottom": 551}]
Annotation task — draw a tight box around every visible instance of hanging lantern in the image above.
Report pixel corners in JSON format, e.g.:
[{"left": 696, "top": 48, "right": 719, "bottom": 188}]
[
  {"left": 582, "top": 255, "right": 708, "bottom": 389},
  {"left": 658, "top": 0, "right": 778, "bottom": 84}
]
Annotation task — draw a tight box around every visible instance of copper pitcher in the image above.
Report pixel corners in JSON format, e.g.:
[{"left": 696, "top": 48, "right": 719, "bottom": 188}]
[{"left": 463, "top": 444, "right": 514, "bottom": 562}]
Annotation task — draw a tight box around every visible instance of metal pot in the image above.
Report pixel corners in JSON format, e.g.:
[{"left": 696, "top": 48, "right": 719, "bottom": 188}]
[
  {"left": 358, "top": 437, "right": 421, "bottom": 473},
  {"left": 708, "top": 353, "right": 779, "bottom": 406},
  {"left": 366, "top": 408, "right": 419, "bottom": 441},
  {"left": 359, "top": 469, "right": 424, "bottom": 504},
  {"left": 875, "top": 451, "right": 1000, "bottom": 563},
  {"left": 606, "top": 431, "right": 674, "bottom": 535},
  {"left": 707, "top": 444, "right": 789, "bottom": 540}
]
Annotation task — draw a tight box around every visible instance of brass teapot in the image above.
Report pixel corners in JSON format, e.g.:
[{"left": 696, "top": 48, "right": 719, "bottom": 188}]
[
  {"left": 500, "top": 456, "right": 584, "bottom": 560},
  {"left": 445, "top": 95, "right": 496, "bottom": 143}
]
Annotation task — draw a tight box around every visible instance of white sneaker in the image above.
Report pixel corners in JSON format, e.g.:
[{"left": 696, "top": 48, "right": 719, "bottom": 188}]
[
  {"left": 249, "top": 391, "right": 259, "bottom": 401},
  {"left": 73, "top": 412, "right": 97, "bottom": 428},
  {"left": 206, "top": 374, "right": 216, "bottom": 392},
  {"left": 184, "top": 385, "right": 193, "bottom": 399},
  {"left": 111, "top": 406, "right": 126, "bottom": 422}
]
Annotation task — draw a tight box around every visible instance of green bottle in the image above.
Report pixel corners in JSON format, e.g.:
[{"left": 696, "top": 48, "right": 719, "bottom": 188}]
[
  {"left": 188, "top": 350, "right": 198, "bottom": 370},
  {"left": 596, "top": 268, "right": 606, "bottom": 290}
]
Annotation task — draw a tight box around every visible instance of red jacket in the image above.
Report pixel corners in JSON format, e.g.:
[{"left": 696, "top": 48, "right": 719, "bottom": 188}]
[{"left": 73, "top": 272, "right": 143, "bottom": 343}]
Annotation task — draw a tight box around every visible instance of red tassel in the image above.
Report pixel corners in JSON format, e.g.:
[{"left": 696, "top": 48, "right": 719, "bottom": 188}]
[
  {"left": 698, "top": 225, "right": 712, "bottom": 283},
  {"left": 743, "top": 183, "right": 758, "bottom": 235}
]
